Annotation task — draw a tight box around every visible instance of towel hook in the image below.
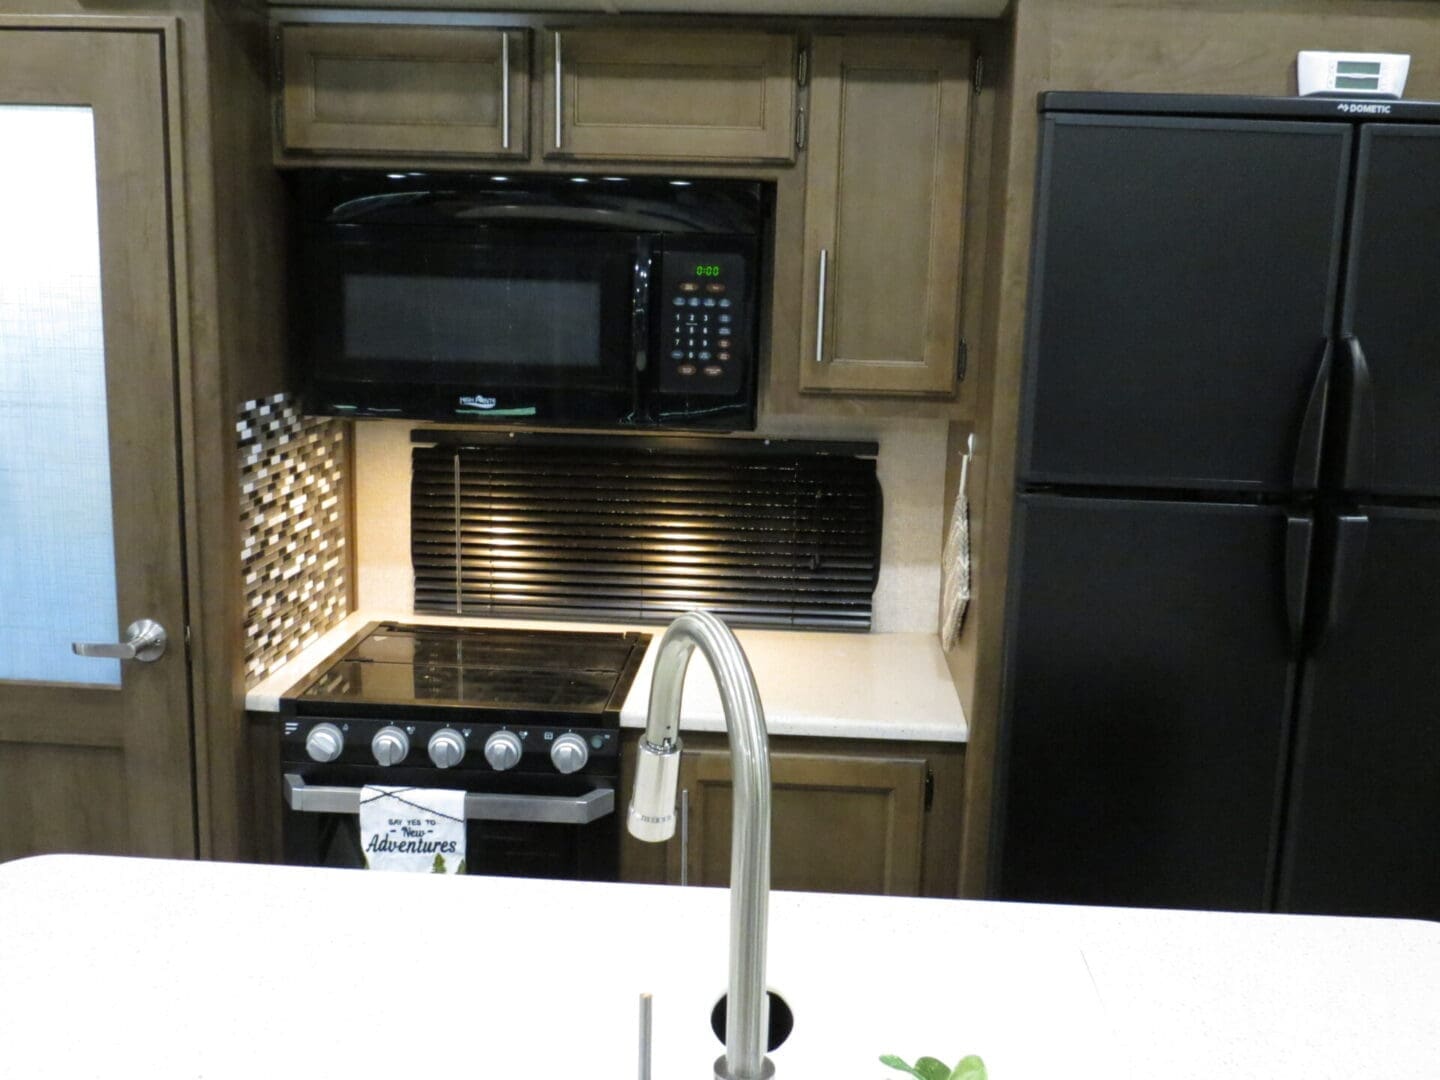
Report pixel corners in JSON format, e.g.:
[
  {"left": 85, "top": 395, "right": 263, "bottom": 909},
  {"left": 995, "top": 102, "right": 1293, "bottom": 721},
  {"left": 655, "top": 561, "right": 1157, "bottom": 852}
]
[{"left": 959, "top": 433, "right": 975, "bottom": 496}]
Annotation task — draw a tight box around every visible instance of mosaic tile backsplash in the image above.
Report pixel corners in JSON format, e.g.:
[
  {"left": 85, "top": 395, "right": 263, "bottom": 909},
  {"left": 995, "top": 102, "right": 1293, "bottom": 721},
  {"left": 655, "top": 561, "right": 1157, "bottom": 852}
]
[{"left": 239, "top": 393, "right": 350, "bottom": 687}]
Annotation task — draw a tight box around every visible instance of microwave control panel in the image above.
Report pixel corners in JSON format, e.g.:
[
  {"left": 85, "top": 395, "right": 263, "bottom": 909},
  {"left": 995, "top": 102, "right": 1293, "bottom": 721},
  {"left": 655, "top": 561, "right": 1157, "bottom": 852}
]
[{"left": 659, "top": 251, "right": 748, "bottom": 396}]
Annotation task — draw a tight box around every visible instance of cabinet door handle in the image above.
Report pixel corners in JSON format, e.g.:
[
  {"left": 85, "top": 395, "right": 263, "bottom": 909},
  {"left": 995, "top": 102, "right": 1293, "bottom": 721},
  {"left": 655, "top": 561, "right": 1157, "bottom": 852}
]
[
  {"left": 553, "top": 31, "right": 563, "bottom": 150},
  {"left": 814, "top": 247, "right": 828, "bottom": 364},
  {"left": 500, "top": 31, "right": 511, "bottom": 151}
]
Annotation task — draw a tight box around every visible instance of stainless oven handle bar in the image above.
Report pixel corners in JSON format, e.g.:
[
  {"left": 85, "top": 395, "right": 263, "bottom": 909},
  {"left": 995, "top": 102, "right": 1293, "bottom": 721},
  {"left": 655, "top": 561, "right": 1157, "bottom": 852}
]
[{"left": 283, "top": 774, "right": 614, "bottom": 825}]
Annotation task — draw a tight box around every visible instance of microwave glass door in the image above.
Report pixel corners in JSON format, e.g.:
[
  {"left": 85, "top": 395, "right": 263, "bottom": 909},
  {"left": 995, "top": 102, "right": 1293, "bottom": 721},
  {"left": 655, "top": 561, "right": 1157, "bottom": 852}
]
[{"left": 305, "top": 229, "right": 638, "bottom": 422}]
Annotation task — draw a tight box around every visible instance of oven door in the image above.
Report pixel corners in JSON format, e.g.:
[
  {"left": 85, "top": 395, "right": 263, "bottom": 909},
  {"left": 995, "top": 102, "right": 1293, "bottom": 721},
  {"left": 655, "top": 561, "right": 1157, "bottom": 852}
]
[
  {"left": 298, "top": 225, "right": 642, "bottom": 425},
  {"left": 280, "top": 764, "right": 620, "bottom": 881}
]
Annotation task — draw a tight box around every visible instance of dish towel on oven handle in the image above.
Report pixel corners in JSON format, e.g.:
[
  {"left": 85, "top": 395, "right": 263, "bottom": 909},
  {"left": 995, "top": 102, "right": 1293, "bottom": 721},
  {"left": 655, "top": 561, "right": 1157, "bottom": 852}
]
[{"left": 358, "top": 786, "right": 467, "bottom": 873}]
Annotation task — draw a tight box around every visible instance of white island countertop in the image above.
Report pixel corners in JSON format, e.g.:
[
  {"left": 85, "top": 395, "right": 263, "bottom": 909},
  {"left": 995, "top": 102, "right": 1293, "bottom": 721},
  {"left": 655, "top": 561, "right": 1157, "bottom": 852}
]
[
  {"left": 245, "top": 610, "right": 966, "bottom": 742},
  {"left": 2, "top": 855, "right": 1437, "bottom": 1079}
]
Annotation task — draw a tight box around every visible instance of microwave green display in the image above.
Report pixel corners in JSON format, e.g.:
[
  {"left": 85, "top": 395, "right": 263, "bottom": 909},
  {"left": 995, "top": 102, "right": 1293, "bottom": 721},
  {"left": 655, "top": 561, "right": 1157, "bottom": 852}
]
[{"left": 695, "top": 264, "right": 722, "bottom": 277}]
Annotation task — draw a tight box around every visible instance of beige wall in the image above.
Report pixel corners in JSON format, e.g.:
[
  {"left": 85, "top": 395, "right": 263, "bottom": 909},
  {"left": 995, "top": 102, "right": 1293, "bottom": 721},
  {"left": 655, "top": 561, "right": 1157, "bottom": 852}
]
[{"left": 959, "top": 0, "right": 1440, "bottom": 894}]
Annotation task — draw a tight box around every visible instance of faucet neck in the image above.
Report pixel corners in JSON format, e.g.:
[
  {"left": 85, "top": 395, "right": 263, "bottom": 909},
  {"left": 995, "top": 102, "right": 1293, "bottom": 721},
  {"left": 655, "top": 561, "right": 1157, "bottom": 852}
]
[{"left": 642, "top": 612, "right": 773, "bottom": 1080}]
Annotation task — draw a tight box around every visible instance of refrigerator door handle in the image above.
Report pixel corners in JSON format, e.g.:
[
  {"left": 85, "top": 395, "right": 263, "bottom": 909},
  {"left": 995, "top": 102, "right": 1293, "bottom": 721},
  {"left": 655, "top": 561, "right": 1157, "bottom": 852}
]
[
  {"left": 1341, "top": 335, "right": 1376, "bottom": 490},
  {"left": 1291, "top": 337, "right": 1333, "bottom": 491},
  {"left": 1315, "top": 513, "right": 1370, "bottom": 654},
  {"left": 1284, "top": 513, "right": 1314, "bottom": 655}
]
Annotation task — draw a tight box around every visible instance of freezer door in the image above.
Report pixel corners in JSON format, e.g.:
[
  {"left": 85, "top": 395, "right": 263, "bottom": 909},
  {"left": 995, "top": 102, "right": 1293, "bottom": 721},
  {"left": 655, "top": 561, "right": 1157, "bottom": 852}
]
[
  {"left": 995, "top": 495, "right": 1304, "bottom": 910},
  {"left": 1279, "top": 505, "right": 1440, "bottom": 919},
  {"left": 1337, "top": 125, "right": 1440, "bottom": 497},
  {"left": 1021, "top": 114, "right": 1350, "bottom": 492}
]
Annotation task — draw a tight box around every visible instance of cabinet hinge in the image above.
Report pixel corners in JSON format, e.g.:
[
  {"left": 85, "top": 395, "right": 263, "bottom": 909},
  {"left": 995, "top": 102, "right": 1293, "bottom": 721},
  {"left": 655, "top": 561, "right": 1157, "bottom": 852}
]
[
  {"left": 797, "top": 46, "right": 809, "bottom": 88},
  {"left": 956, "top": 338, "right": 969, "bottom": 382},
  {"left": 973, "top": 54, "right": 985, "bottom": 95},
  {"left": 924, "top": 768, "right": 935, "bottom": 812},
  {"left": 795, "top": 104, "right": 807, "bottom": 151},
  {"left": 272, "top": 29, "right": 287, "bottom": 145}
]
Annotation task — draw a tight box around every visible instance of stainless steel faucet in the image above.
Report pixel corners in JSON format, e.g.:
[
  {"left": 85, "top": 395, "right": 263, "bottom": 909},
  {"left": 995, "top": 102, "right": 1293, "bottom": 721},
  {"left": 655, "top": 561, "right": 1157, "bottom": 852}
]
[{"left": 627, "top": 610, "right": 774, "bottom": 1080}]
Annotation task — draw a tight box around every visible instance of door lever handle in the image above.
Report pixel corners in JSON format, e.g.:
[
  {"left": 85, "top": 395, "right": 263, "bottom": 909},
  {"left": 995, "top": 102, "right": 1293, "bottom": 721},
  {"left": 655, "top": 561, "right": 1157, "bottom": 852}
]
[{"left": 72, "top": 619, "right": 167, "bottom": 662}]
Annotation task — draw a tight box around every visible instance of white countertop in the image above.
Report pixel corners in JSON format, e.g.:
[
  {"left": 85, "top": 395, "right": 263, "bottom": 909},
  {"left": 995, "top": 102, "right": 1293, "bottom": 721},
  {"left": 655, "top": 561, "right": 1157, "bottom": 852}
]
[
  {"left": 245, "top": 610, "right": 966, "bottom": 742},
  {"left": 2, "top": 855, "right": 1437, "bottom": 1079}
]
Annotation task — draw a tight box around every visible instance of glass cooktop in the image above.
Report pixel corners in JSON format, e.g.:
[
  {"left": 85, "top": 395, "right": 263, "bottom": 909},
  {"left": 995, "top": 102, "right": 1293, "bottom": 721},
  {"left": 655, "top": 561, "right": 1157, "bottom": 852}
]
[{"left": 284, "top": 622, "right": 651, "bottom": 718}]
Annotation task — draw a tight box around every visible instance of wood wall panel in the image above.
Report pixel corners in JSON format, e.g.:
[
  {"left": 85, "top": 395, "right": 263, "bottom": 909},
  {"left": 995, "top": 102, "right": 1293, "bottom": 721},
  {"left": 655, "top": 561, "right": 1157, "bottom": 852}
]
[{"left": 0, "top": 745, "right": 130, "bottom": 861}]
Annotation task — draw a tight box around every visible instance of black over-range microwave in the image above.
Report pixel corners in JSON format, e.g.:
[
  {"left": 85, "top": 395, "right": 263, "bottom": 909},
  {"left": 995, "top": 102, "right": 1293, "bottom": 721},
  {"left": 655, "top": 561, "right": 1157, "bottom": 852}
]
[{"left": 288, "top": 172, "right": 768, "bottom": 430}]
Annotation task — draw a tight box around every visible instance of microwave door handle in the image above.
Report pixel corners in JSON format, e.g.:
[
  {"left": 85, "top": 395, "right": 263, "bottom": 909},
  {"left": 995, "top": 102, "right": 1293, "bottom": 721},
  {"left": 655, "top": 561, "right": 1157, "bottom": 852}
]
[
  {"left": 283, "top": 774, "right": 616, "bottom": 825},
  {"left": 634, "top": 244, "right": 654, "bottom": 374}
]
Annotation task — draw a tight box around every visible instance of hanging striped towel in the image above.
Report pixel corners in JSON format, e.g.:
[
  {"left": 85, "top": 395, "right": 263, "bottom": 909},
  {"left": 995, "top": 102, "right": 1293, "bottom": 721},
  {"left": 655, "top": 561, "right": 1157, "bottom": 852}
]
[
  {"left": 940, "top": 447, "right": 973, "bottom": 650},
  {"left": 358, "top": 786, "right": 467, "bottom": 874}
]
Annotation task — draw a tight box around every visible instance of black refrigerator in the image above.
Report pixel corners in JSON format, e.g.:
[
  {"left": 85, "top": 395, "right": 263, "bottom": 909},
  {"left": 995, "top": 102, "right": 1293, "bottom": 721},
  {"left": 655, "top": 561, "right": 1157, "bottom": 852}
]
[{"left": 994, "top": 93, "right": 1440, "bottom": 919}]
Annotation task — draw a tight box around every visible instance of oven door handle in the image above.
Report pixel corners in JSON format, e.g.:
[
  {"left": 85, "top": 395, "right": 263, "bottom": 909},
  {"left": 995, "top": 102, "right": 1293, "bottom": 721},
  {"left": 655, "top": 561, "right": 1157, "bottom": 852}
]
[{"left": 282, "top": 774, "right": 615, "bottom": 825}]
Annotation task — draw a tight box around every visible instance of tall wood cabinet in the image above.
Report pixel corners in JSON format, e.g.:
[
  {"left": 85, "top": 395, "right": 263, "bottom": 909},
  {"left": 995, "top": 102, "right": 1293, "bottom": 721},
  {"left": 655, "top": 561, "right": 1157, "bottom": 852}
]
[{"left": 799, "top": 34, "right": 972, "bottom": 395}]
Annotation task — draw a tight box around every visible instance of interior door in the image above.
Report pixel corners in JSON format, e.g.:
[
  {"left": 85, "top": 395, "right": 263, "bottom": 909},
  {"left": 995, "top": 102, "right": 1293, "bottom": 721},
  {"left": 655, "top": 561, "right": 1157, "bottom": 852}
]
[
  {"left": 1336, "top": 124, "right": 1440, "bottom": 497},
  {"left": 1279, "top": 506, "right": 1440, "bottom": 919},
  {"left": 996, "top": 495, "right": 1304, "bottom": 910},
  {"left": 1020, "top": 113, "right": 1352, "bottom": 492},
  {"left": 0, "top": 29, "right": 194, "bottom": 860}
]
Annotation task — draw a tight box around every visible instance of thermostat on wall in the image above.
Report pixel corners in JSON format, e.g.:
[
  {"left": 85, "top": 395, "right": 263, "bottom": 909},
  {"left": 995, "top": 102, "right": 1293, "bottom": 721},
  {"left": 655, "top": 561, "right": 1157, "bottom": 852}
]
[{"left": 1298, "top": 51, "right": 1409, "bottom": 98}]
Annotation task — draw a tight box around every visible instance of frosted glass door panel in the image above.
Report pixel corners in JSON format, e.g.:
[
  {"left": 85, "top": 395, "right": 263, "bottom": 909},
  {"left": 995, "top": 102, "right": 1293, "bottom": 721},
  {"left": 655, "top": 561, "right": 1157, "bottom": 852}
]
[{"left": 0, "top": 106, "right": 119, "bottom": 686}]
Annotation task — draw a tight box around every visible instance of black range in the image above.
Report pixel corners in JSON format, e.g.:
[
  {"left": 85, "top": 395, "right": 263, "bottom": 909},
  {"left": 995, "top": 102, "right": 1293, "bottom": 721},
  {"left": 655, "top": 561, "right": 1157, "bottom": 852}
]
[{"left": 278, "top": 621, "right": 651, "bottom": 881}]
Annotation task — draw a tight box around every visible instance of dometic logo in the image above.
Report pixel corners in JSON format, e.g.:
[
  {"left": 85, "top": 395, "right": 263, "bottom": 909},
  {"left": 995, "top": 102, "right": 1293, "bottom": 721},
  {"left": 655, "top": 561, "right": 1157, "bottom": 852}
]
[
  {"left": 1337, "top": 102, "right": 1392, "bottom": 115},
  {"left": 458, "top": 394, "right": 497, "bottom": 410}
]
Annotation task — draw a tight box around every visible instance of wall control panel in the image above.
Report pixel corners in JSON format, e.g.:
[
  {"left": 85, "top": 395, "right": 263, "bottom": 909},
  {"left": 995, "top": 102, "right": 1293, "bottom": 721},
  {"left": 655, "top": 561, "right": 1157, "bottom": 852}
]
[{"left": 1298, "top": 51, "right": 1410, "bottom": 99}]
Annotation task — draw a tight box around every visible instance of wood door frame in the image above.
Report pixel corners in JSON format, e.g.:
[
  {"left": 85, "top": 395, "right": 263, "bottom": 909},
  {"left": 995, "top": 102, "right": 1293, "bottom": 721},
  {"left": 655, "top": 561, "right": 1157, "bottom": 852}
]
[{"left": 0, "top": 15, "right": 206, "bottom": 857}]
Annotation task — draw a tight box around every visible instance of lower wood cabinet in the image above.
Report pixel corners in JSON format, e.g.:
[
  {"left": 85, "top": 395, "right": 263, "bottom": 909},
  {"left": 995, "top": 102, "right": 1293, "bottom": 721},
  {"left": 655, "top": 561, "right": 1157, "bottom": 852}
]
[{"left": 619, "top": 732, "right": 964, "bottom": 897}]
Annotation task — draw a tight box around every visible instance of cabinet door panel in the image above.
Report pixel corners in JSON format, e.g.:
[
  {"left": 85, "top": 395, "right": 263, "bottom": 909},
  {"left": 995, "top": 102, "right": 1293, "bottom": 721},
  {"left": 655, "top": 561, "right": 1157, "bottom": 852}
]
[
  {"left": 997, "top": 495, "right": 1299, "bottom": 910},
  {"left": 1341, "top": 125, "right": 1440, "bottom": 496},
  {"left": 1020, "top": 114, "right": 1350, "bottom": 491},
  {"left": 544, "top": 29, "right": 796, "bottom": 163},
  {"left": 676, "top": 748, "right": 926, "bottom": 896},
  {"left": 800, "top": 35, "right": 971, "bottom": 395},
  {"left": 1279, "top": 506, "right": 1440, "bottom": 919},
  {"left": 280, "top": 25, "right": 528, "bottom": 158}
]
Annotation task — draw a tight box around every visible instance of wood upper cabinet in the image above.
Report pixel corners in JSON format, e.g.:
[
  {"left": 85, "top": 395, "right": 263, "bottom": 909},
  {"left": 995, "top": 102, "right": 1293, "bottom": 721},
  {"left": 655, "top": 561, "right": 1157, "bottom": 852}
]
[
  {"left": 799, "top": 34, "right": 972, "bottom": 395},
  {"left": 278, "top": 24, "right": 529, "bottom": 158},
  {"left": 670, "top": 745, "right": 929, "bottom": 896},
  {"left": 542, "top": 28, "right": 798, "bottom": 163}
]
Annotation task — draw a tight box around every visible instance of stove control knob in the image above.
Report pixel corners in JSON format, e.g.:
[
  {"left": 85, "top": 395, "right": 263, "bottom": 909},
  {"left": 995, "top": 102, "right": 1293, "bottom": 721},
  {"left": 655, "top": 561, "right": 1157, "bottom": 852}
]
[
  {"left": 550, "top": 732, "right": 589, "bottom": 775},
  {"left": 305, "top": 722, "right": 344, "bottom": 764},
  {"left": 371, "top": 725, "right": 410, "bottom": 767},
  {"left": 427, "top": 728, "right": 467, "bottom": 769},
  {"left": 484, "top": 730, "right": 523, "bottom": 772}
]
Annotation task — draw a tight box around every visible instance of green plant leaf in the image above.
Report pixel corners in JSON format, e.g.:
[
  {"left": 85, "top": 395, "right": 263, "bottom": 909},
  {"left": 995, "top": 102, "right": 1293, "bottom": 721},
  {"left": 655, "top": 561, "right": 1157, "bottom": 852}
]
[
  {"left": 948, "top": 1055, "right": 987, "bottom": 1080},
  {"left": 912, "top": 1057, "right": 953, "bottom": 1080},
  {"left": 879, "top": 1055, "right": 922, "bottom": 1077}
]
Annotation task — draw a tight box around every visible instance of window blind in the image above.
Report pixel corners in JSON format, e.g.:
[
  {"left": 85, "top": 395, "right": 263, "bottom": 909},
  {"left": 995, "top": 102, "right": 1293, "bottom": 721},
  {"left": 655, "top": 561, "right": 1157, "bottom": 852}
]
[{"left": 412, "top": 435, "right": 881, "bottom": 630}]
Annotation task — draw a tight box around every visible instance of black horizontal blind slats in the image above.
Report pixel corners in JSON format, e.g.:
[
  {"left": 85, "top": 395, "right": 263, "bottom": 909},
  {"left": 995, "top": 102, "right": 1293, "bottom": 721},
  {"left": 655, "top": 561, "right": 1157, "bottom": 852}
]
[{"left": 412, "top": 442, "right": 880, "bottom": 630}]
